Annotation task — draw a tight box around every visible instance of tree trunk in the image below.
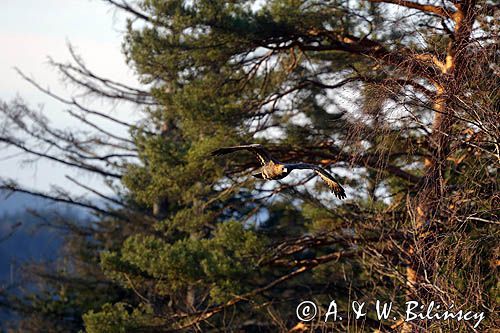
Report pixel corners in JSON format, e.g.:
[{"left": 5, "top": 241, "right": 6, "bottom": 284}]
[{"left": 402, "top": 3, "right": 476, "bottom": 331}]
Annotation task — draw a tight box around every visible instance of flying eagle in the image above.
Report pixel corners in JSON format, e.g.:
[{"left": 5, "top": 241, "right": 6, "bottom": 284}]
[{"left": 211, "top": 144, "right": 346, "bottom": 199}]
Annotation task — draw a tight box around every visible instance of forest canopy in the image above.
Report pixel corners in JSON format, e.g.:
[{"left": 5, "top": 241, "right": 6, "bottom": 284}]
[{"left": 0, "top": 0, "right": 498, "bottom": 332}]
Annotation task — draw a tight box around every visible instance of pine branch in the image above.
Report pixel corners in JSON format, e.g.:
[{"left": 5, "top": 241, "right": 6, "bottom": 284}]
[{"left": 366, "top": 0, "right": 455, "bottom": 18}]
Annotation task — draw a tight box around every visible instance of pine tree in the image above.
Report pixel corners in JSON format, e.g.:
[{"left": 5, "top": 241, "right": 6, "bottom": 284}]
[{"left": 1, "top": 0, "right": 498, "bottom": 332}]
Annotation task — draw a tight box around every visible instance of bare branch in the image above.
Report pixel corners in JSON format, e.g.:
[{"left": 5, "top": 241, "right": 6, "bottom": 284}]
[
  {"left": 15, "top": 68, "right": 139, "bottom": 129},
  {"left": 366, "top": 0, "right": 455, "bottom": 18},
  {"left": 0, "top": 180, "right": 123, "bottom": 219},
  {"left": 65, "top": 175, "right": 126, "bottom": 208},
  {"left": 0, "top": 136, "right": 122, "bottom": 179}
]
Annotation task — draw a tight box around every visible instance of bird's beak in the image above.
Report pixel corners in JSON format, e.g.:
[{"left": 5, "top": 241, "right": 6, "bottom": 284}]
[{"left": 283, "top": 167, "right": 288, "bottom": 173}]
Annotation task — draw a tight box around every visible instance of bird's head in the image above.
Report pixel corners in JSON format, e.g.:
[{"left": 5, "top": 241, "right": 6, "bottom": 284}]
[{"left": 281, "top": 165, "right": 289, "bottom": 175}]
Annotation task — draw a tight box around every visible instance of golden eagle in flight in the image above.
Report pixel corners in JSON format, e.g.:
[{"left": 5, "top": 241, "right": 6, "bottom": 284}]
[{"left": 211, "top": 144, "right": 346, "bottom": 199}]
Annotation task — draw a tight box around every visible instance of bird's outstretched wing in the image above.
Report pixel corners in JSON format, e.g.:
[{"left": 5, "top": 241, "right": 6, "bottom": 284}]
[
  {"left": 314, "top": 168, "right": 346, "bottom": 199},
  {"left": 211, "top": 144, "right": 275, "bottom": 165},
  {"left": 286, "top": 163, "right": 346, "bottom": 199}
]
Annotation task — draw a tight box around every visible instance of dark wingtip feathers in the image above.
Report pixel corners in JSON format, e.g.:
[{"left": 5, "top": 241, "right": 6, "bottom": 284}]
[
  {"left": 210, "top": 149, "right": 222, "bottom": 156},
  {"left": 210, "top": 148, "right": 231, "bottom": 156},
  {"left": 210, "top": 144, "right": 264, "bottom": 157},
  {"left": 332, "top": 183, "right": 347, "bottom": 200}
]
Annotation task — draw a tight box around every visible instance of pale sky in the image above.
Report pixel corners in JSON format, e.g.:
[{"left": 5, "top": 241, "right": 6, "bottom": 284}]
[{"left": 0, "top": 0, "right": 141, "bottom": 197}]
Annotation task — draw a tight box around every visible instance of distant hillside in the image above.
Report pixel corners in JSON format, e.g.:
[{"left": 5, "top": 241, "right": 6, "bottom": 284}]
[
  {"left": 0, "top": 191, "right": 75, "bottom": 215},
  {"left": 0, "top": 191, "right": 88, "bottom": 283},
  {"left": 0, "top": 191, "right": 91, "bottom": 325}
]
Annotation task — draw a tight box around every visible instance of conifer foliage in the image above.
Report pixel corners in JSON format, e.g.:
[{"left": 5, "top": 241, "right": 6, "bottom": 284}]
[{"left": 0, "top": 0, "right": 498, "bottom": 332}]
